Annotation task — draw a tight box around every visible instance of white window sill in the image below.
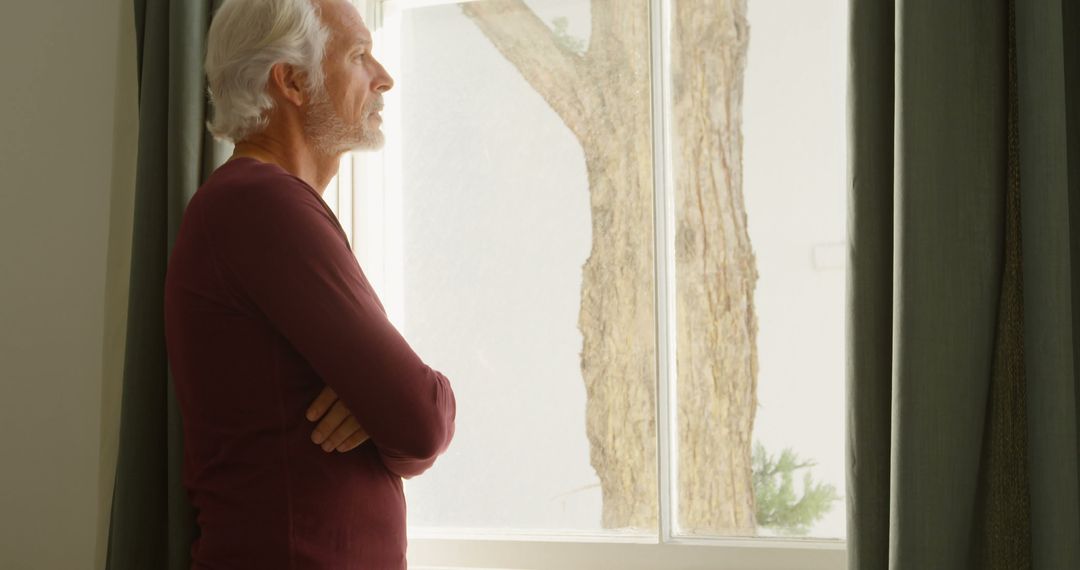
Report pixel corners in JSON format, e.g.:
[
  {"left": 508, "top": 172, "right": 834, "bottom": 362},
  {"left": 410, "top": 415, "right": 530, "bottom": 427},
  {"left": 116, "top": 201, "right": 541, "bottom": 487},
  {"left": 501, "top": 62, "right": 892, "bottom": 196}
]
[{"left": 407, "top": 527, "right": 846, "bottom": 570}]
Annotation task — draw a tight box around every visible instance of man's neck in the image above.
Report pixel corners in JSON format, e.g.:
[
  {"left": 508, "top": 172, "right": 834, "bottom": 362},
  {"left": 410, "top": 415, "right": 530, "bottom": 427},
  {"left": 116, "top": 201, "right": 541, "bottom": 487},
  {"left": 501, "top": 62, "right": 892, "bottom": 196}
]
[{"left": 230, "top": 138, "right": 341, "bottom": 196}]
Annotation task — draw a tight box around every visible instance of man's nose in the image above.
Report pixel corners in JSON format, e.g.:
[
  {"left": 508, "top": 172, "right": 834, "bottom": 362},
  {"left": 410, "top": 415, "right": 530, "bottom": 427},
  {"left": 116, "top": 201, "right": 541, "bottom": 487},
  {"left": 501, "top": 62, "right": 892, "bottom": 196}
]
[{"left": 375, "top": 63, "right": 394, "bottom": 93}]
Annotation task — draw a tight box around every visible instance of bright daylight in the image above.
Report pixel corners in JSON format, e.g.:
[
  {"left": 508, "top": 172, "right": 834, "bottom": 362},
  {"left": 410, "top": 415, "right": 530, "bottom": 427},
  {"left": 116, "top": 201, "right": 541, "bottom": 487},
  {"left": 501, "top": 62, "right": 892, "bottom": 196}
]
[{"left": 6, "top": 0, "right": 1072, "bottom": 569}]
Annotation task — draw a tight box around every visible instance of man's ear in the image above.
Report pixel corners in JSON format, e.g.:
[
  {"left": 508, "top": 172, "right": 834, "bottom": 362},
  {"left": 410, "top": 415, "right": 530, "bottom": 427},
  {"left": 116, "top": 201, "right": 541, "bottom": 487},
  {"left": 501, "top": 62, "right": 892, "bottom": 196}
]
[{"left": 267, "top": 62, "right": 308, "bottom": 107}]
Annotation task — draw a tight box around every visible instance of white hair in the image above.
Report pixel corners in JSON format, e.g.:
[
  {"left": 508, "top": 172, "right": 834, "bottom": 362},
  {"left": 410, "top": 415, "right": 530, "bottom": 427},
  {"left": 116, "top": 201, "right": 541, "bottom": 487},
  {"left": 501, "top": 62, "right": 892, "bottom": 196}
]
[{"left": 204, "top": 0, "right": 332, "bottom": 143}]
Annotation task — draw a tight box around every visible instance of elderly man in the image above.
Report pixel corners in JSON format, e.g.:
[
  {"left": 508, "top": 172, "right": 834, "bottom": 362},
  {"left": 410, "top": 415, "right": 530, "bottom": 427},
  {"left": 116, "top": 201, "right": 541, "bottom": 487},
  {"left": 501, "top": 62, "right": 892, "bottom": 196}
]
[{"left": 163, "top": 0, "right": 456, "bottom": 567}]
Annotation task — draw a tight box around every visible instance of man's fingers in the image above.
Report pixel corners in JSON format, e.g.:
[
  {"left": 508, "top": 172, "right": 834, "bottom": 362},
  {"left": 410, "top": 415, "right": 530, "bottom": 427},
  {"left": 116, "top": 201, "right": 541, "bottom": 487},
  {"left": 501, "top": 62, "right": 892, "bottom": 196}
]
[
  {"left": 311, "top": 400, "right": 350, "bottom": 445},
  {"left": 307, "top": 387, "right": 368, "bottom": 453},
  {"left": 306, "top": 385, "right": 339, "bottom": 422},
  {"left": 321, "top": 415, "right": 364, "bottom": 452},
  {"left": 336, "top": 428, "right": 370, "bottom": 453}
]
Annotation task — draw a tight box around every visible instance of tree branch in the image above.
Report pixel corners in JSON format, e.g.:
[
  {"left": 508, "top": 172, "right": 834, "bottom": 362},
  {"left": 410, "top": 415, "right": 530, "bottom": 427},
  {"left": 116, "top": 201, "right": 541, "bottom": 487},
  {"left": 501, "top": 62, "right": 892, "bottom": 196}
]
[
  {"left": 587, "top": 0, "right": 649, "bottom": 72},
  {"left": 461, "top": 0, "right": 593, "bottom": 138}
]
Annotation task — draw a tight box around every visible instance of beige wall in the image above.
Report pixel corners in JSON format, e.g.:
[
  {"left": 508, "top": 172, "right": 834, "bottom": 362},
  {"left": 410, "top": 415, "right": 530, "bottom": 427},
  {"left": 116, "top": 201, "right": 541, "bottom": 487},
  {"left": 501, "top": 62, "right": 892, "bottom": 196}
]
[{"left": 0, "top": 1, "right": 138, "bottom": 568}]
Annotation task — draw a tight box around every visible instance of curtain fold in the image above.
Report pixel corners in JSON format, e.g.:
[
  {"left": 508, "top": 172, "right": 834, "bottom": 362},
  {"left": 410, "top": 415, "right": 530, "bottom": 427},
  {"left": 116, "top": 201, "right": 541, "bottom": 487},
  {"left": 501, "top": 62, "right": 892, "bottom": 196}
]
[
  {"left": 1017, "top": 1, "right": 1080, "bottom": 569},
  {"left": 106, "top": 1, "right": 228, "bottom": 569},
  {"left": 848, "top": 0, "right": 1080, "bottom": 568}
]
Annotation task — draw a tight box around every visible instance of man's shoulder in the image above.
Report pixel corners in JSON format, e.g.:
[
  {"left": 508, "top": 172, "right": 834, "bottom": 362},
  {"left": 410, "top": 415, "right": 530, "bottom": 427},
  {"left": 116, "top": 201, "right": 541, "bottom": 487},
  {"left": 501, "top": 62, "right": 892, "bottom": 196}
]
[
  {"left": 202, "top": 158, "right": 313, "bottom": 200},
  {"left": 192, "top": 159, "right": 321, "bottom": 220}
]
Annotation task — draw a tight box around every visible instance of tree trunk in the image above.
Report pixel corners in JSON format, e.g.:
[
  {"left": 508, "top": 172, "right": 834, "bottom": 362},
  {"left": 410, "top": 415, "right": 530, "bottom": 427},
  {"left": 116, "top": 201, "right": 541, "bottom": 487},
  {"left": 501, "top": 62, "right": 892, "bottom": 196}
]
[
  {"left": 672, "top": 0, "right": 757, "bottom": 536},
  {"left": 578, "top": 134, "right": 659, "bottom": 530},
  {"left": 463, "top": 0, "right": 757, "bottom": 535}
]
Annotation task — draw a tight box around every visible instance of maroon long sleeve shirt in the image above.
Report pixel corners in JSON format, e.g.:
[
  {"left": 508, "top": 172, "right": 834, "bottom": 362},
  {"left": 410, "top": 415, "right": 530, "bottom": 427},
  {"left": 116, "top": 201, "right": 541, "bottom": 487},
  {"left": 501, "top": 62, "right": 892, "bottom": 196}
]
[{"left": 164, "top": 156, "right": 456, "bottom": 569}]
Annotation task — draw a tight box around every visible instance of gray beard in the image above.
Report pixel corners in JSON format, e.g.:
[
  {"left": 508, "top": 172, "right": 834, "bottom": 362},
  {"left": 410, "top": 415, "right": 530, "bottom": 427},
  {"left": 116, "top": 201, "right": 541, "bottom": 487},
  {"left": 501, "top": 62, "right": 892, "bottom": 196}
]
[{"left": 303, "top": 87, "right": 384, "bottom": 156}]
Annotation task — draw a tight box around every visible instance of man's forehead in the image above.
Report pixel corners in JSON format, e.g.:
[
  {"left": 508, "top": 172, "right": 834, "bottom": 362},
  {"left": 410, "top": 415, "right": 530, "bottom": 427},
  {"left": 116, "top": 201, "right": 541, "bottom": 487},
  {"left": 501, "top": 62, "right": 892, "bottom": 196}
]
[
  {"left": 340, "top": 28, "right": 373, "bottom": 53},
  {"left": 318, "top": 0, "right": 372, "bottom": 46},
  {"left": 350, "top": 35, "right": 373, "bottom": 48},
  {"left": 340, "top": 11, "right": 372, "bottom": 44}
]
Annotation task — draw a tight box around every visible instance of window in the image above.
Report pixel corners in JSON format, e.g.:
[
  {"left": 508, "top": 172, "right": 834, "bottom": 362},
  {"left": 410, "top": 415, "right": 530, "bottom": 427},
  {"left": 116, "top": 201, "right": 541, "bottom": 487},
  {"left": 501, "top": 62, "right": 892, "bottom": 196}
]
[{"left": 326, "top": 0, "right": 849, "bottom": 567}]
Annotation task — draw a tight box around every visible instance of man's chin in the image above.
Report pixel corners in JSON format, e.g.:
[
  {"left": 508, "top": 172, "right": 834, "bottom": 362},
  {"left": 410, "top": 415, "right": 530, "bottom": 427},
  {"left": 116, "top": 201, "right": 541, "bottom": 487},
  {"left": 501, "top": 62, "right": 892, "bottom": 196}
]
[
  {"left": 347, "top": 132, "right": 385, "bottom": 152},
  {"left": 322, "top": 134, "right": 384, "bottom": 156}
]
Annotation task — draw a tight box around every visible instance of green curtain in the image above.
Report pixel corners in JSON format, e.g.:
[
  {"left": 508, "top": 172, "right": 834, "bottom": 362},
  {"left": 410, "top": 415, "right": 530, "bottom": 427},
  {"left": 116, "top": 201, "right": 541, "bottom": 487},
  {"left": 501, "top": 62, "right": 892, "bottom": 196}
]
[
  {"left": 105, "top": 1, "right": 228, "bottom": 569},
  {"left": 1017, "top": 0, "right": 1080, "bottom": 568},
  {"left": 848, "top": 0, "right": 1079, "bottom": 568}
]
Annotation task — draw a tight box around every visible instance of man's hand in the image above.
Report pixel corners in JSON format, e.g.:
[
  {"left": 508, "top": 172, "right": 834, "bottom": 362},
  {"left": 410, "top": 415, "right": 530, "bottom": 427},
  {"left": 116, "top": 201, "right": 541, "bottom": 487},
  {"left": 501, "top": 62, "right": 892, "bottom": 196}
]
[{"left": 306, "top": 386, "right": 370, "bottom": 453}]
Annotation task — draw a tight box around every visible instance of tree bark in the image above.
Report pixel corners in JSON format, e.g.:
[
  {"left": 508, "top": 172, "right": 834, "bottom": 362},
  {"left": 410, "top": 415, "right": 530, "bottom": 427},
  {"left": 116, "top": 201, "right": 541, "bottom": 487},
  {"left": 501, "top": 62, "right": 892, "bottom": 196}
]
[
  {"left": 463, "top": 0, "right": 757, "bottom": 535},
  {"left": 671, "top": 0, "right": 757, "bottom": 536}
]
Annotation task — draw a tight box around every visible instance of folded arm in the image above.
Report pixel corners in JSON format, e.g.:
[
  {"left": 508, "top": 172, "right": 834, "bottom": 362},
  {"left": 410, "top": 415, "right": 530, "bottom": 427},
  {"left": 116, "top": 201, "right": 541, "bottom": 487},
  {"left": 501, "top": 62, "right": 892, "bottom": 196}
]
[{"left": 212, "top": 180, "right": 456, "bottom": 477}]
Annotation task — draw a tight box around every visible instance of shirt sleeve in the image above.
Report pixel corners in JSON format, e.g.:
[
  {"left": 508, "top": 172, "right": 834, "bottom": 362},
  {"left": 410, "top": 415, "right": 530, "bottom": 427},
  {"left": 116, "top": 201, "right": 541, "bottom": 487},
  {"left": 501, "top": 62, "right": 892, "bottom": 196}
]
[{"left": 210, "top": 178, "right": 456, "bottom": 479}]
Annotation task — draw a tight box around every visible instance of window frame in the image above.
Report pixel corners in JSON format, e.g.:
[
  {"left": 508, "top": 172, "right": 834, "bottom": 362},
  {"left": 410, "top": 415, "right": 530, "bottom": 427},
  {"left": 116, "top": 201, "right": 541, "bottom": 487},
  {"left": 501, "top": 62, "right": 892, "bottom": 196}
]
[
  {"left": 406, "top": 528, "right": 845, "bottom": 569},
  {"left": 347, "top": 0, "right": 849, "bottom": 567}
]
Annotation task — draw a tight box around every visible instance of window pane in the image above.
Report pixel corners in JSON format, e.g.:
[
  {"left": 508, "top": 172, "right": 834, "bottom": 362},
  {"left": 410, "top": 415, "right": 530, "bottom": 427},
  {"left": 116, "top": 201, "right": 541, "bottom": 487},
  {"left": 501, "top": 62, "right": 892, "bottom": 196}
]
[
  {"left": 383, "top": 0, "right": 659, "bottom": 534},
  {"left": 670, "top": 0, "right": 848, "bottom": 539}
]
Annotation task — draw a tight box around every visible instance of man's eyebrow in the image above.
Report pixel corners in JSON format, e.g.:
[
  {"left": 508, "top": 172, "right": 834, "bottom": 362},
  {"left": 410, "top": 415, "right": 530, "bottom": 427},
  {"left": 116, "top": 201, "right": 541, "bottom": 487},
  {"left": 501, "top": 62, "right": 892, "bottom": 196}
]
[{"left": 351, "top": 39, "right": 373, "bottom": 50}]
